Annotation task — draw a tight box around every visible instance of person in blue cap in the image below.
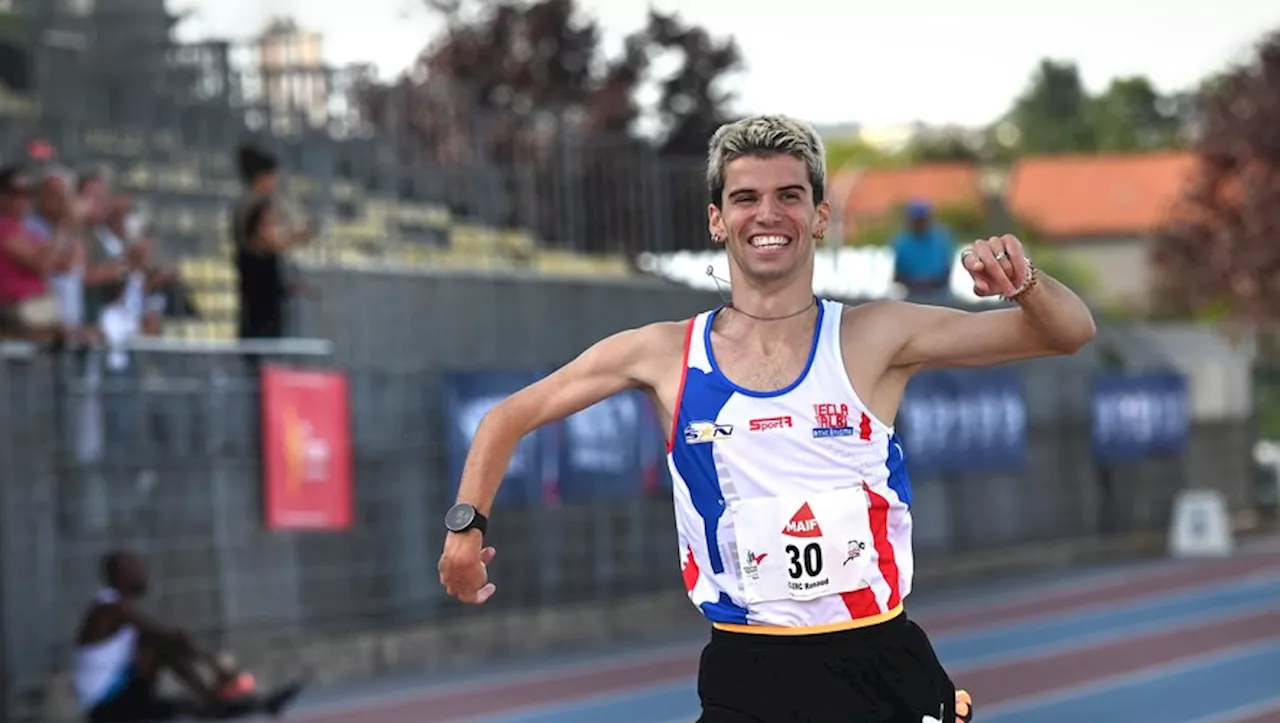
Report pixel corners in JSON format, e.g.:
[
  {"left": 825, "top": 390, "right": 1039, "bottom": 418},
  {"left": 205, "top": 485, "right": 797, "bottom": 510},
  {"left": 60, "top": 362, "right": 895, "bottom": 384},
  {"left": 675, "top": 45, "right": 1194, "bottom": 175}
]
[{"left": 891, "top": 200, "right": 955, "bottom": 300}]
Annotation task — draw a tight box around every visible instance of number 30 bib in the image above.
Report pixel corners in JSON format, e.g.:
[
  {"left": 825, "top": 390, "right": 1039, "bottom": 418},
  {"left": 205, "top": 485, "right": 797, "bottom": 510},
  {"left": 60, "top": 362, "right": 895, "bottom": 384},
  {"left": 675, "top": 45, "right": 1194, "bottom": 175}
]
[{"left": 729, "top": 487, "right": 874, "bottom": 604}]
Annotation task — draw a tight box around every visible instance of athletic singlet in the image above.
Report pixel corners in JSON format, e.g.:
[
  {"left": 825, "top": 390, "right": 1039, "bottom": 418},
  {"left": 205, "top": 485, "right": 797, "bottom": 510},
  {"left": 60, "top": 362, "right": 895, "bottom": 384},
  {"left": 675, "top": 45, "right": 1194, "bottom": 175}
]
[
  {"left": 73, "top": 588, "right": 137, "bottom": 711},
  {"left": 667, "top": 298, "right": 914, "bottom": 635}
]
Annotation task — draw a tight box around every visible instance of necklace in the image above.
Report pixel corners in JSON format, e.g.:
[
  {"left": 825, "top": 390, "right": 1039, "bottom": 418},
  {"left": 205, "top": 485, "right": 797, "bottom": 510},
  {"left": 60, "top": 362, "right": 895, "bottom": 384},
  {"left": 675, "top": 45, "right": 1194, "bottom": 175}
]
[{"left": 726, "top": 296, "right": 817, "bottom": 322}]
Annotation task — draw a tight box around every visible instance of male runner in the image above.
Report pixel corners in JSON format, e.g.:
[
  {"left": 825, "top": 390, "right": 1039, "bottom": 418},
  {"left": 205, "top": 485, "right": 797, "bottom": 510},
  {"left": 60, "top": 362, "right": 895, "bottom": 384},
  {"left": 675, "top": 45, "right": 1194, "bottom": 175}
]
[
  {"left": 73, "top": 550, "right": 306, "bottom": 722},
  {"left": 438, "top": 115, "right": 1096, "bottom": 722}
]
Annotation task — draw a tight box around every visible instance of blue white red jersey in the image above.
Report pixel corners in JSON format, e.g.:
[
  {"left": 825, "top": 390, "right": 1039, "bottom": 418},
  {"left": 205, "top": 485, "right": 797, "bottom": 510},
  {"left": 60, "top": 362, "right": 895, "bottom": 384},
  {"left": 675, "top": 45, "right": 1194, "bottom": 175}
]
[{"left": 667, "top": 298, "right": 914, "bottom": 634}]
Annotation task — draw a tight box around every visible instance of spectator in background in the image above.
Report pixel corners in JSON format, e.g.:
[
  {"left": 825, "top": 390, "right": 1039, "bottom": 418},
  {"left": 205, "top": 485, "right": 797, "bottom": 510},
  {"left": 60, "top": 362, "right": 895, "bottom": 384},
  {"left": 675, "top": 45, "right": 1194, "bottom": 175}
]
[
  {"left": 230, "top": 144, "right": 310, "bottom": 341},
  {"left": 23, "top": 166, "right": 110, "bottom": 343},
  {"left": 891, "top": 200, "right": 956, "bottom": 300},
  {"left": 0, "top": 164, "right": 72, "bottom": 341},
  {"left": 76, "top": 173, "right": 160, "bottom": 337},
  {"left": 95, "top": 275, "right": 142, "bottom": 449},
  {"left": 91, "top": 193, "right": 181, "bottom": 337}
]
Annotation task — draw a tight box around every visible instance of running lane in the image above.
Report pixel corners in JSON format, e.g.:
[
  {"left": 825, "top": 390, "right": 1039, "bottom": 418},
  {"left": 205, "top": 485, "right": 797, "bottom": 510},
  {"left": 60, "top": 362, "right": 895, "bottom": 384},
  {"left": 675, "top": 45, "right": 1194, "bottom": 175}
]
[{"left": 285, "top": 544, "right": 1280, "bottom": 723}]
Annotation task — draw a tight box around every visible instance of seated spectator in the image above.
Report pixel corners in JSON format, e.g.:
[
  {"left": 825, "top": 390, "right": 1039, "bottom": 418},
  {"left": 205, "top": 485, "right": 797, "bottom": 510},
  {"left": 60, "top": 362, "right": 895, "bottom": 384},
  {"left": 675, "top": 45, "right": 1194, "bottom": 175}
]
[
  {"left": 891, "top": 200, "right": 956, "bottom": 300},
  {"left": 0, "top": 164, "right": 72, "bottom": 341},
  {"left": 72, "top": 549, "right": 307, "bottom": 722}
]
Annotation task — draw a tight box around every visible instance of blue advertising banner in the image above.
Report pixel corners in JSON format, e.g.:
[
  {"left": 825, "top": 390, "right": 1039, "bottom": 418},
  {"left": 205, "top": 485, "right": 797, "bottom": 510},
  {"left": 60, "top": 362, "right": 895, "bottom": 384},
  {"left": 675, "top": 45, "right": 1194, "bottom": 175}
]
[
  {"left": 896, "top": 369, "right": 1029, "bottom": 474},
  {"left": 443, "top": 372, "right": 670, "bottom": 507},
  {"left": 441, "top": 370, "right": 549, "bottom": 508},
  {"left": 556, "top": 390, "right": 663, "bottom": 502},
  {"left": 1091, "top": 370, "right": 1190, "bottom": 462}
]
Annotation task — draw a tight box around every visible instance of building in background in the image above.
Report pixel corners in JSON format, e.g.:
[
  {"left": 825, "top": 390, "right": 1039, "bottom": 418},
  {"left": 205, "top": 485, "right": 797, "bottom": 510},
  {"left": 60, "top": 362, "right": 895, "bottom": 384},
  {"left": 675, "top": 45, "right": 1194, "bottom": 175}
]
[
  {"left": 833, "top": 162, "right": 985, "bottom": 242},
  {"left": 1005, "top": 151, "right": 1197, "bottom": 313},
  {"left": 252, "top": 17, "right": 328, "bottom": 136}
]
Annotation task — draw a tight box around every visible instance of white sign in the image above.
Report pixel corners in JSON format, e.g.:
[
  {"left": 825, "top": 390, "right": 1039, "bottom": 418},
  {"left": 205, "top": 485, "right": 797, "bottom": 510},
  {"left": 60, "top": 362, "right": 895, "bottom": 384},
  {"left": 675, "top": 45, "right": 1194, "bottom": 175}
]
[{"left": 1168, "top": 489, "right": 1234, "bottom": 558}]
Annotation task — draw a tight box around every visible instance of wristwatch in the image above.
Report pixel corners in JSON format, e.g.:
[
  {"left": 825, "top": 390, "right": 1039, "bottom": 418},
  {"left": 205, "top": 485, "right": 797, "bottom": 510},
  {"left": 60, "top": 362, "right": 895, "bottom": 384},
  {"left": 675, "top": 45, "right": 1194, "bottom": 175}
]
[{"left": 444, "top": 503, "right": 488, "bottom": 536}]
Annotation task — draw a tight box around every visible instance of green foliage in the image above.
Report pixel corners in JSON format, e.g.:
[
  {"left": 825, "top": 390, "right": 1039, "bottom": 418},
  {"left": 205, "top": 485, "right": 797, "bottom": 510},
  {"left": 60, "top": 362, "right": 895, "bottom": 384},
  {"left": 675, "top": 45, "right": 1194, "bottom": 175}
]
[
  {"left": 844, "top": 202, "right": 986, "bottom": 248},
  {"left": 824, "top": 138, "right": 904, "bottom": 173},
  {"left": 1004, "top": 59, "right": 1099, "bottom": 155},
  {"left": 993, "top": 59, "right": 1191, "bottom": 158},
  {"left": 1087, "top": 76, "right": 1188, "bottom": 152},
  {"left": 0, "top": 8, "right": 21, "bottom": 42},
  {"left": 903, "top": 134, "right": 981, "bottom": 164},
  {"left": 1254, "top": 366, "right": 1280, "bottom": 439}
]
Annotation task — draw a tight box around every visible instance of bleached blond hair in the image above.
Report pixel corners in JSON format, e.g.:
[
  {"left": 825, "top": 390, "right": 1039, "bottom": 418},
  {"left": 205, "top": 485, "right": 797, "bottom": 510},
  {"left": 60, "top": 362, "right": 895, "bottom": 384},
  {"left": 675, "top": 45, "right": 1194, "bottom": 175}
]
[{"left": 706, "top": 115, "right": 827, "bottom": 207}]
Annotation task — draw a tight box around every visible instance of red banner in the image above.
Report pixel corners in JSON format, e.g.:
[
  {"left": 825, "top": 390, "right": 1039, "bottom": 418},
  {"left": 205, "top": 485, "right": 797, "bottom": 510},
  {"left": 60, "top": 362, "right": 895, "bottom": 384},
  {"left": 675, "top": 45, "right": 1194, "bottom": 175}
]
[{"left": 261, "top": 365, "right": 353, "bottom": 531}]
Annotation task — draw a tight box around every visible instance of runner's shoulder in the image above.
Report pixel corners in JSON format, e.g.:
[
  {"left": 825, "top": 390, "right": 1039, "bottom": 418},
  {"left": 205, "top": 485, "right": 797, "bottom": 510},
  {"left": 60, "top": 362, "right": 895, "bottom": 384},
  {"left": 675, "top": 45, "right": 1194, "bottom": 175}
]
[
  {"left": 838, "top": 299, "right": 936, "bottom": 337},
  {"left": 604, "top": 320, "right": 690, "bottom": 360},
  {"left": 590, "top": 320, "right": 691, "bottom": 381}
]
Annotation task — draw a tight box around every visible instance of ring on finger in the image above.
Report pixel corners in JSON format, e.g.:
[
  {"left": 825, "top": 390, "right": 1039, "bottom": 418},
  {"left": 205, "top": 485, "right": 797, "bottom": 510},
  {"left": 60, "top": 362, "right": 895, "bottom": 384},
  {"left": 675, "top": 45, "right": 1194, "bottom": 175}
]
[{"left": 992, "top": 250, "right": 1008, "bottom": 262}]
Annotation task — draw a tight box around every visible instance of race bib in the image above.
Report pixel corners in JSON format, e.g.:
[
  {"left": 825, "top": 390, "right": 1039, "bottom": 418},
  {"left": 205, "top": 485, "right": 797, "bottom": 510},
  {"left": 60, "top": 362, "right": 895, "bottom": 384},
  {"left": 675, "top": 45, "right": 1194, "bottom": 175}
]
[{"left": 729, "top": 487, "right": 874, "bottom": 604}]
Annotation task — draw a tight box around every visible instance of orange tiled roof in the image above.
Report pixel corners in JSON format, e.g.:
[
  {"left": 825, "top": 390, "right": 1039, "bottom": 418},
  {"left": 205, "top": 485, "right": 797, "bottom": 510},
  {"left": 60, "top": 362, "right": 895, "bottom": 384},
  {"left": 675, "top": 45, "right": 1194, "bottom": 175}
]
[
  {"left": 836, "top": 163, "right": 983, "bottom": 220},
  {"left": 1005, "top": 152, "right": 1198, "bottom": 237}
]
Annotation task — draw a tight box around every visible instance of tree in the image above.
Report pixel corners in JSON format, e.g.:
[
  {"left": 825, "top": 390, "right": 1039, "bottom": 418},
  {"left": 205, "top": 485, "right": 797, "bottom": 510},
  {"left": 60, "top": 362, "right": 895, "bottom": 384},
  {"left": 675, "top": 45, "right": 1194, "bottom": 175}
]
[
  {"left": 997, "top": 60, "right": 1191, "bottom": 157},
  {"left": 1005, "top": 59, "right": 1097, "bottom": 155},
  {"left": 1149, "top": 29, "right": 1280, "bottom": 323},
  {"left": 356, "top": 0, "right": 741, "bottom": 253},
  {"left": 902, "top": 132, "right": 982, "bottom": 164},
  {"left": 1088, "top": 76, "right": 1188, "bottom": 152},
  {"left": 824, "top": 137, "right": 903, "bottom": 172},
  {"left": 645, "top": 10, "right": 743, "bottom": 157}
]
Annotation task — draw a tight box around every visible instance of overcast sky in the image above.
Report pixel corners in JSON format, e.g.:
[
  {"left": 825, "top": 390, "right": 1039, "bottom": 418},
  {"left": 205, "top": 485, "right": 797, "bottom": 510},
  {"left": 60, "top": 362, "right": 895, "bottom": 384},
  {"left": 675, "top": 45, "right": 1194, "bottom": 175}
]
[{"left": 173, "top": 0, "right": 1280, "bottom": 128}]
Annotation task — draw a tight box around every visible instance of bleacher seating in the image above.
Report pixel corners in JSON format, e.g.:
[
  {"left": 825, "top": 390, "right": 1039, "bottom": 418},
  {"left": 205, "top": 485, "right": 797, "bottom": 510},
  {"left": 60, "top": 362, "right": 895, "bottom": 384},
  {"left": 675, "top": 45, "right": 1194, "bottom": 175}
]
[{"left": 68, "top": 127, "right": 635, "bottom": 341}]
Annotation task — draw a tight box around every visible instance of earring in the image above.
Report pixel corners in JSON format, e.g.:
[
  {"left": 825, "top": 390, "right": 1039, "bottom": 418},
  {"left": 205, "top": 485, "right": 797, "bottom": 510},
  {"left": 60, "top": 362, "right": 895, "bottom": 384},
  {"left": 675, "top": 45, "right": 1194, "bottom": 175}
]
[{"left": 814, "top": 232, "right": 826, "bottom": 241}]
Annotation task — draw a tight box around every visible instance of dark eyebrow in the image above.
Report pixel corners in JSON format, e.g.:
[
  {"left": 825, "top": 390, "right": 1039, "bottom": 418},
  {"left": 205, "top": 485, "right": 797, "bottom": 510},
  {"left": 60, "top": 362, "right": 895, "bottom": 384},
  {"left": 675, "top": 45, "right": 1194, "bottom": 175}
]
[{"left": 727, "top": 184, "right": 806, "bottom": 199}]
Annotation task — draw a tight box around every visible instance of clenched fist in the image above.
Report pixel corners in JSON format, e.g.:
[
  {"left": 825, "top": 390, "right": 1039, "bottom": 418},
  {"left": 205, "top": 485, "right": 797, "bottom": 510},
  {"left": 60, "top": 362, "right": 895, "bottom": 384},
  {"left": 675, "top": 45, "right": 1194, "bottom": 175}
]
[{"left": 960, "top": 234, "right": 1035, "bottom": 300}]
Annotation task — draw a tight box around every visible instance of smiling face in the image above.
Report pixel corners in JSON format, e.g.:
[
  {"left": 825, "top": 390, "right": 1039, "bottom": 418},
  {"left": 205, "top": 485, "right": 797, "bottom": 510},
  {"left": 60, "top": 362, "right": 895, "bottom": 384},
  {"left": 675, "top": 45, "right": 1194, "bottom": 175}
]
[
  {"left": 704, "top": 115, "right": 831, "bottom": 288},
  {"left": 709, "top": 152, "right": 830, "bottom": 285}
]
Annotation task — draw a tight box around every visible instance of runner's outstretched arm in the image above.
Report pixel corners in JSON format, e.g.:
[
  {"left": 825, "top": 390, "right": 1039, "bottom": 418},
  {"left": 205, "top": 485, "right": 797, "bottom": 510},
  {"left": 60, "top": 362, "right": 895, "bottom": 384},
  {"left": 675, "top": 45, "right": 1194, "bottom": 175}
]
[
  {"left": 438, "top": 324, "right": 669, "bottom": 605},
  {"left": 888, "top": 234, "right": 1096, "bottom": 369}
]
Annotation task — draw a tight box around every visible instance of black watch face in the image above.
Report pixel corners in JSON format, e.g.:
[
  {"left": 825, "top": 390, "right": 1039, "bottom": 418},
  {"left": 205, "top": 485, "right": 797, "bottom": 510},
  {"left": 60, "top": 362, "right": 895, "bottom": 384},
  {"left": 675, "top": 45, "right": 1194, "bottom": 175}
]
[{"left": 447, "top": 504, "right": 475, "bottom": 531}]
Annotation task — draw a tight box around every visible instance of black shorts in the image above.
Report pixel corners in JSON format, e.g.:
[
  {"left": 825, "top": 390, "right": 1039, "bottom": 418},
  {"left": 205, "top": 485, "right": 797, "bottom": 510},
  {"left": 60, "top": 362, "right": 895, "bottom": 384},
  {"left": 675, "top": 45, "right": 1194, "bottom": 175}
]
[
  {"left": 696, "top": 613, "right": 957, "bottom": 723},
  {"left": 87, "top": 671, "right": 180, "bottom": 723}
]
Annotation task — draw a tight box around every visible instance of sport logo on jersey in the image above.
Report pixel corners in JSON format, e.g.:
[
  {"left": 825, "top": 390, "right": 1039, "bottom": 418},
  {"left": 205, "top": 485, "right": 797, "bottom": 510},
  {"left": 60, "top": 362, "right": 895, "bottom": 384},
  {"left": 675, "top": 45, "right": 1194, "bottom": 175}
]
[
  {"left": 783, "top": 502, "right": 823, "bottom": 537},
  {"left": 812, "top": 403, "right": 874, "bottom": 440},
  {"left": 749, "top": 415, "right": 793, "bottom": 432},
  {"left": 742, "top": 550, "right": 767, "bottom": 580},
  {"left": 684, "top": 421, "right": 733, "bottom": 444},
  {"left": 812, "top": 402, "right": 854, "bottom": 438},
  {"left": 844, "top": 539, "right": 866, "bottom": 565}
]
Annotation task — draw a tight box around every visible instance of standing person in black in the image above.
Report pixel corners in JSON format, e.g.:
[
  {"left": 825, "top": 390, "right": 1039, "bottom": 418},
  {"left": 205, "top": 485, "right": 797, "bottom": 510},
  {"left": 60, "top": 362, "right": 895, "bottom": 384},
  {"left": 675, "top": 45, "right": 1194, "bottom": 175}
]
[{"left": 230, "top": 144, "right": 311, "bottom": 344}]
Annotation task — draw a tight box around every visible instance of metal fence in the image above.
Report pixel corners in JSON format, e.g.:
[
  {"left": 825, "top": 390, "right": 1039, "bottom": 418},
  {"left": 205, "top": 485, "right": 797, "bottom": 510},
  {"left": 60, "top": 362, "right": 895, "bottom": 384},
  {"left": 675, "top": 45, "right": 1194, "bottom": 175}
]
[
  {"left": 0, "top": 314, "right": 1260, "bottom": 721},
  {"left": 0, "top": 340, "right": 685, "bottom": 721},
  {"left": 3, "top": 0, "right": 715, "bottom": 259}
]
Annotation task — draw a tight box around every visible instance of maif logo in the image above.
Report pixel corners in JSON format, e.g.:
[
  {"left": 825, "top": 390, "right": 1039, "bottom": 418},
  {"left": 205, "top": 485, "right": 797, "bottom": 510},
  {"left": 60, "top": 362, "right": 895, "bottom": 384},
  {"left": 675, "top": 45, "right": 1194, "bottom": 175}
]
[{"left": 783, "top": 502, "right": 823, "bottom": 538}]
